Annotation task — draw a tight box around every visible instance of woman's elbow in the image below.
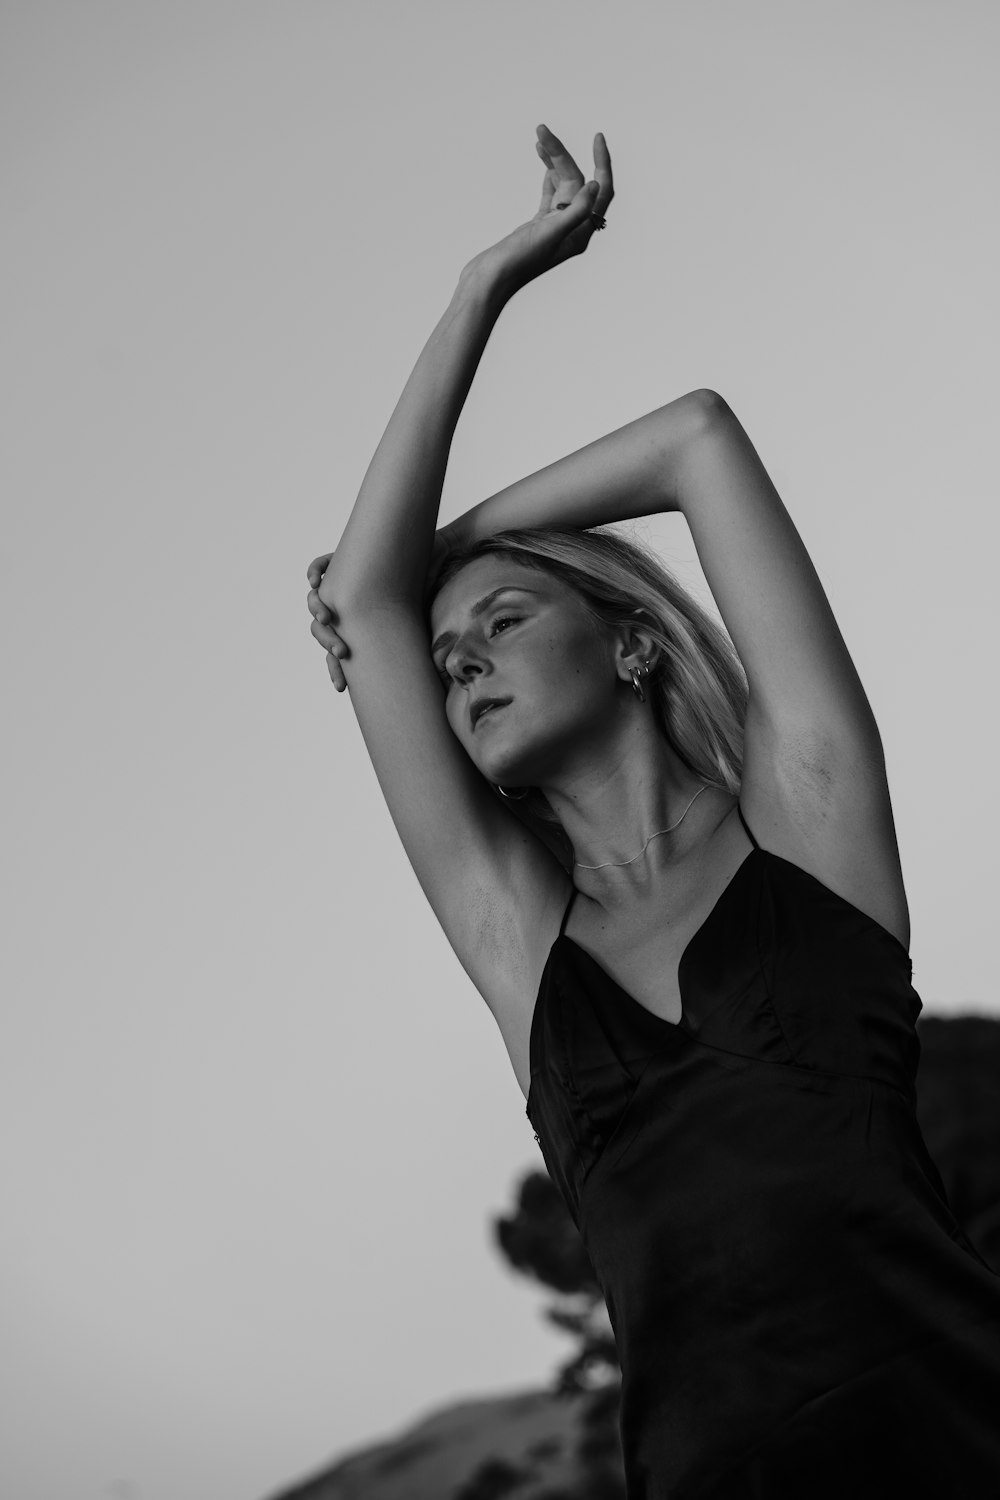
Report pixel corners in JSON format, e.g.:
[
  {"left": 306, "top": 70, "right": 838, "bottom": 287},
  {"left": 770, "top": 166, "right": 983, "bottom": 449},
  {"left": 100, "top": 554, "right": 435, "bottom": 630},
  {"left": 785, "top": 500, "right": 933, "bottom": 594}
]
[{"left": 687, "top": 387, "right": 731, "bottom": 422}]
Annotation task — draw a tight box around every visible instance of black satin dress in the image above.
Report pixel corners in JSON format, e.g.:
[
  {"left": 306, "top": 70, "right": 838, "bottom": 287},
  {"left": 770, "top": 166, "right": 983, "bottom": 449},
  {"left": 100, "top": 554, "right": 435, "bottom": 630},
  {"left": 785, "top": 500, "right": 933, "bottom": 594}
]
[{"left": 525, "top": 807, "right": 1000, "bottom": 1498}]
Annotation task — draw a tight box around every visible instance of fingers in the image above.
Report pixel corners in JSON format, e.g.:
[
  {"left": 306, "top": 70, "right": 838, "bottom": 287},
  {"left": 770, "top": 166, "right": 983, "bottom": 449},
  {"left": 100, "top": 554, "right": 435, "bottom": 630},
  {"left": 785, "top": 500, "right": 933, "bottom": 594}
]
[
  {"left": 308, "top": 584, "right": 349, "bottom": 691},
  {"left": 535, "top": 126, "right": 613, "bottom": 231},
  {"left": 593, "top": 131, "right": 614, "bottom": 219},
  {"left": 536, "top": 124, "right": 584, "bottom": 181},
  {"left": 311, "top": 615, "right": 348, "bottom": 690},
  {"left": 326, "top": 652, "right": 347, "bottom": 691},
  {"left": 537, "top": 161, "right": 557, "bottom": 216},
  {"left": 307, "top": 579, "right": 329, "bottom": 615},
  {"left": 308, "top": 589, "right": 346, "bottom": 650},
  {"left": 309, "top": 611, "right": 345, "bottom": 652},
  {"left": 558, "top": 177, "right": 601, "bottom": 231},
  {"left": 576, "top": 177, "right": 601, "bottom": 215},
  {"left": 536, "top": 123, "right": 585, "bottom": 204},
  {"left": 306, "top": 552, "right": 334, "bottom": 587}
]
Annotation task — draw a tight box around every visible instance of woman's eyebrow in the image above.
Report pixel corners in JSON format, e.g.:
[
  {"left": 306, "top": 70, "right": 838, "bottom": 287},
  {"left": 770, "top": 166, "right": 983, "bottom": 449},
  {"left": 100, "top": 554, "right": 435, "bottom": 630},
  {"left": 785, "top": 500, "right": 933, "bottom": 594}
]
[{"left": 430, "top": 586, "right": 541, "bottom": 658}]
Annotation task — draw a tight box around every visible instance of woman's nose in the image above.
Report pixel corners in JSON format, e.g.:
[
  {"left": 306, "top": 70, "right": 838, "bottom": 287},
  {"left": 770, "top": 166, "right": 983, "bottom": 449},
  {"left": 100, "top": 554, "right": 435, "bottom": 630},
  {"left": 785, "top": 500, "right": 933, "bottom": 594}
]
[{"left": 447, "top": 637, "right": 488, "bottom": 681}]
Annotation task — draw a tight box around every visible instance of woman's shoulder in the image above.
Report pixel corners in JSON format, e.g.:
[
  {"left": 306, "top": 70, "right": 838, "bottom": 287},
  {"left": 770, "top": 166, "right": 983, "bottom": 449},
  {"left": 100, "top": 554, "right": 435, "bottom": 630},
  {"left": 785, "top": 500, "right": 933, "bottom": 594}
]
[{"left": 738, "top": 761, "right": 910, "bottom": 954}]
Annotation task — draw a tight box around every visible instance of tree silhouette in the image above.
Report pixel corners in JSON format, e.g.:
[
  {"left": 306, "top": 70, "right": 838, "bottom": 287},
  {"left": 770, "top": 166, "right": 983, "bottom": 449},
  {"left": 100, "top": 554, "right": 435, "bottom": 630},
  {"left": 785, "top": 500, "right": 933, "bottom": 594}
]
[
  {"left": 494, "top": 1170, "right": 617, "bottom": 1395},
  {"left": 492, "top": 1166, "right": 625, "bottom": 1491},
  {"left": 453, "top": 1457, "right": 532, "bottom": 1500},
  {"left": 494, "top": 1171, "right": 600, "bottom": 1298}
]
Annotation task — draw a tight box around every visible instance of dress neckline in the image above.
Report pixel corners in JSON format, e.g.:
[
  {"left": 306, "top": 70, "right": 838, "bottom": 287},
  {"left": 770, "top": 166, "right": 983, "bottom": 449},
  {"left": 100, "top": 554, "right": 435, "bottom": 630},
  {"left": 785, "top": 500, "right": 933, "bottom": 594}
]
[
  {"left": 527, "top": 841, "right": 914, "bottom": 1111},
  {"left": 525, "top": 849, "right": 757, "bottom": 1116},
  {"left": 552, "top": 845, "right": 759, "bottom": 1035}
]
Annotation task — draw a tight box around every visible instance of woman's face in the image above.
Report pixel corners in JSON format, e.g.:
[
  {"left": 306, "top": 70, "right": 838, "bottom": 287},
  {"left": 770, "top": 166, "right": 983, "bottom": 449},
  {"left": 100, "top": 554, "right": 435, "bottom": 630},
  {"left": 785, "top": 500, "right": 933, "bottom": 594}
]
[{"left": 429, "top": 554, "right": 626, "bottom": 788}]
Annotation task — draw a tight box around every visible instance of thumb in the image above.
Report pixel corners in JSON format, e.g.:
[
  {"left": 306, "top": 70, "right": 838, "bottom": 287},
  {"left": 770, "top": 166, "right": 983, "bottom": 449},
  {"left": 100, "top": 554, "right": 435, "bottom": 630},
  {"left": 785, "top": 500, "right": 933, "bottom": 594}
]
[
  {"left": 561, "top": 179, "right": 600, "bottom": 225},
  {"left": 541, "top": 179, "right": 599, "bottom": 240}
]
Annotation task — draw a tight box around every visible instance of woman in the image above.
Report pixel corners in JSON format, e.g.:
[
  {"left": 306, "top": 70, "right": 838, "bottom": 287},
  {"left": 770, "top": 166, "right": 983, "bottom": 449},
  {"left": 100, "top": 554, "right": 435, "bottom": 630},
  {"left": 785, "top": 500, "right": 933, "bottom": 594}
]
[{"left": 306, "top": 126, "right": 1000, "bottom": 1497}]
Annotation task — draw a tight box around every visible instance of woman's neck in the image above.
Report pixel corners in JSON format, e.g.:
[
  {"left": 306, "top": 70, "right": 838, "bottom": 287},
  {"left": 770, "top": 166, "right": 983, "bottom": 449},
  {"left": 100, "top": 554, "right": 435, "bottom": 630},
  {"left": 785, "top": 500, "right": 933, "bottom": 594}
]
[{"left": 538, "top": 727, "right": 724, "bottom": 905}]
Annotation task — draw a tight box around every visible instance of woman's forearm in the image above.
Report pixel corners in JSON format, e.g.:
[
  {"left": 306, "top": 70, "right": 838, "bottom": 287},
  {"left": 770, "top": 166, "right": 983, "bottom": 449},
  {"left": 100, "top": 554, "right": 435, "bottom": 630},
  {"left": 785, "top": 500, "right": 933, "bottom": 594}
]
[
  {"left": 323, "top": 266, "right": 508, "bottom": 613},
  {"left": 446, "top": 388, "right": 715, "bottom": 545}
]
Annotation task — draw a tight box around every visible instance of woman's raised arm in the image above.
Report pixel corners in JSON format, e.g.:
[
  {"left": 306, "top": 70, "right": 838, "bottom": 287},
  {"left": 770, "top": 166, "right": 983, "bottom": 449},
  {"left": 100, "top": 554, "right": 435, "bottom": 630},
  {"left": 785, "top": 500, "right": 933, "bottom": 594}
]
[
  {"left": 316, "top": 126, "right": 613, "bottom": 619},
  {"left": 310, "top": 391, "right": 712, "bottom": 686},
  {"left": 303, "top": 131, "right": 616, "bottom": 1086},
  {"left": 435, "top": 390, "right": 910, "bottom": 949},
  {"left": 442, "top": 390, "right": 716, "bottom": 552}
]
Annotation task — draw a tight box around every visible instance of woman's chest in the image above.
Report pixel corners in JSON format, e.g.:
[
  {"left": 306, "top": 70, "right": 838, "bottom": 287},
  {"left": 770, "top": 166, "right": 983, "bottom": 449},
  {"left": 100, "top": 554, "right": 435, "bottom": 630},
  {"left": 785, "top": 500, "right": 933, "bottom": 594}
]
[{"left": 565, "top": 842, "right": 755, "bottom": 1026}]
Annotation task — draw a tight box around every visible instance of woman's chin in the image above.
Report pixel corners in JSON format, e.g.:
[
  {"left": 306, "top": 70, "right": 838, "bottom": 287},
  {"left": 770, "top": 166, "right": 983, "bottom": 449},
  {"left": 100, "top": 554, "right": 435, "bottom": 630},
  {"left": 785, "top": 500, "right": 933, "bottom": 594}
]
[
  {"left": 471, "top": 727, "right": 550, "bottom": 790},
  {"left": 479, "top": 751, "right": 533, "bottom": 791}
]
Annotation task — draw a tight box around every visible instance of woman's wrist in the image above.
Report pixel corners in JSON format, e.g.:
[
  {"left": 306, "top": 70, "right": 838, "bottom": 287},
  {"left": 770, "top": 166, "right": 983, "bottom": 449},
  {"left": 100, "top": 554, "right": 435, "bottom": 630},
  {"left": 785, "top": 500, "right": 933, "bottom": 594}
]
[{"left": 456, "top": 251, "right": 518, "bottom": 313}]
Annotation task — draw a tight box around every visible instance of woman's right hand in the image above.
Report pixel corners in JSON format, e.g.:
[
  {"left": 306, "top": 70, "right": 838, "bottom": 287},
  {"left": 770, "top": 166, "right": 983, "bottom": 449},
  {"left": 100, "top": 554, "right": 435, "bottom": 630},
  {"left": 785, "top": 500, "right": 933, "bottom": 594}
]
[
  {"left": 463, "top": 124, "right": 614, "bottom": 298},
  {"left": 306, "top": 526, "right": 458, "bottom": 692},
  {"left": 306, "top": 552, "right": 348, "bottom": 690}
]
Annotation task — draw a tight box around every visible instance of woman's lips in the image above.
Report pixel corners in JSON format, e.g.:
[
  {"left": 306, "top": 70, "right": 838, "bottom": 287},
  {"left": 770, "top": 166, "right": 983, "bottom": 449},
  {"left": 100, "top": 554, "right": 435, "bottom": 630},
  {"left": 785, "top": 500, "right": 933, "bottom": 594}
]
[{"left": 472, "top": 699, "right": 511, "bottom": 729}]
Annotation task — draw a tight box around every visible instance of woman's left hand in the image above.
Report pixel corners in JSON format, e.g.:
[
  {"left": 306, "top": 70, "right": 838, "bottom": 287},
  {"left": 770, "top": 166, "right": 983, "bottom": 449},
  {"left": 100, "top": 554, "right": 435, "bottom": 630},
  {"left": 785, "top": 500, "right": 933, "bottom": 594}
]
[{"left": 463, "top": 125, "right": 614, "bottom": 297}]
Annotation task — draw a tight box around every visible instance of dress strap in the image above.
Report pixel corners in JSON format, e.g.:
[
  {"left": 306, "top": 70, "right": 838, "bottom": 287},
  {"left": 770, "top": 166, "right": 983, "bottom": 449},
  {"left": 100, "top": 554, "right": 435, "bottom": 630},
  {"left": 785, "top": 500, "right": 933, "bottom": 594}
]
[
  {"left": 559, "top": 885, "right": 578, "bottom": 937},
  {"left": 737, "top": 802, "right": 760, "bottom": 849}
]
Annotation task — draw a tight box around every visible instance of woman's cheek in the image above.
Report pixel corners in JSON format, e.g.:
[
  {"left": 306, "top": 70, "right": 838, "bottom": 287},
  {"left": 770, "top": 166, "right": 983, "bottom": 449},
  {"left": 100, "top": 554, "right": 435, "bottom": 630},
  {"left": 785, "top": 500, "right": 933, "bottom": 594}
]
[{"left": 446, "top": 697, "right": 468, "bottom": 743}]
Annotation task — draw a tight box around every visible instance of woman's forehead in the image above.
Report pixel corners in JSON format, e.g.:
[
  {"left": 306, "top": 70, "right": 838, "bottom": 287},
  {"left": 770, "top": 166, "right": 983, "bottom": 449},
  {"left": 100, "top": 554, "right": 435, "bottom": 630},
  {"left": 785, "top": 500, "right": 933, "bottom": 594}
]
[{"left": 430, "top": 555, "right": 558, "bottom": 628}]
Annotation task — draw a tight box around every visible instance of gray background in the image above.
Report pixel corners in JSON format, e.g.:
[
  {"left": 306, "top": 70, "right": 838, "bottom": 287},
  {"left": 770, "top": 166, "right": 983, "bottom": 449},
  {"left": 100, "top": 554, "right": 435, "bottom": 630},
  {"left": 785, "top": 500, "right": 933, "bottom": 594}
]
[{"left": 3, "top": 2, "right": 997, "bottom": 1498}]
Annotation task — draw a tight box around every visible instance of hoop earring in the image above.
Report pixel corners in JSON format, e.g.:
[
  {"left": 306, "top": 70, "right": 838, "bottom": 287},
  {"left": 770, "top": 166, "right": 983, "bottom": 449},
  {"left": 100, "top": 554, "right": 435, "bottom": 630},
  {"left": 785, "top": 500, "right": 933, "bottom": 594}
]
[
  {"left": 496, "top": 785, "right": 529, "bottom": 801},
  {"left": 629, "top": 657, "right": 653, "bottom": 702}
]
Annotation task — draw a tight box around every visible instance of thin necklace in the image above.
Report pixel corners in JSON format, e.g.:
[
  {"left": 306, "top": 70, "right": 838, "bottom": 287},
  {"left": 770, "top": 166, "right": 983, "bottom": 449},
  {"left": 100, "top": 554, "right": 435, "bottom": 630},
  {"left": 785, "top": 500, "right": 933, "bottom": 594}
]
[{"left": 573, "top": 785, "right": 709, "bottom": 871}]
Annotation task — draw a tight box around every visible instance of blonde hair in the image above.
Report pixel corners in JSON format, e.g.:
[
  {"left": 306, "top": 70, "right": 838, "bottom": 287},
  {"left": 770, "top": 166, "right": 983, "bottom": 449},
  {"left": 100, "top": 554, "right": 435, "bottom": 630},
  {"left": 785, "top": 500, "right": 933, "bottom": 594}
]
[{"left": 429, "top": 525, "right": 748, "bottom": 835}]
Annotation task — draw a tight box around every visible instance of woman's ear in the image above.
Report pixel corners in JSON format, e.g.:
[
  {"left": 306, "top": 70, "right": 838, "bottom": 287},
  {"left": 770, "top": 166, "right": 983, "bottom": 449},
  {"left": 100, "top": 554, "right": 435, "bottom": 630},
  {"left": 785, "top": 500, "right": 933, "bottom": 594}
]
[{"left": 615, "top": 613, "right": 660, "bottom": 678}]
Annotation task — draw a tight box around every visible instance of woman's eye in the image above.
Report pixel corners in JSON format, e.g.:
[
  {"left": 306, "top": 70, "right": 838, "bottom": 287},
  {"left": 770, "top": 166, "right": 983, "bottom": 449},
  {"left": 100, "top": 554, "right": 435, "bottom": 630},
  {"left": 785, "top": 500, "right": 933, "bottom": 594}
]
[
  {"left": 433, "top": 617, "right": 520, "bottom": 682},
  {"left": 488, "top": 615, "right": 519, "bottom": 637}
]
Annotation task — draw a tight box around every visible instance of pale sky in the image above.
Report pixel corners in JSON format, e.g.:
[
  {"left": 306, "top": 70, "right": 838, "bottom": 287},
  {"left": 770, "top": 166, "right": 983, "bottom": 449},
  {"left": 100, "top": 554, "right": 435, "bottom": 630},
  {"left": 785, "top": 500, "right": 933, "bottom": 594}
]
[{"left": 3, "top": 3, "right": 998, "bottom": 1498}]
